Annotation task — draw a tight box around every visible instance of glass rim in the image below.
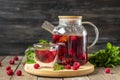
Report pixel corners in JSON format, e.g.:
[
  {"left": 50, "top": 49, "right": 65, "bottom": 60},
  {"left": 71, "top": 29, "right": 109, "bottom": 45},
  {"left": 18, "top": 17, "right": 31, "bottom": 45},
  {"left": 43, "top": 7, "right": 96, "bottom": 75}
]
[{"left": 33, "top": 43, "right": 58, "bottom": 48}]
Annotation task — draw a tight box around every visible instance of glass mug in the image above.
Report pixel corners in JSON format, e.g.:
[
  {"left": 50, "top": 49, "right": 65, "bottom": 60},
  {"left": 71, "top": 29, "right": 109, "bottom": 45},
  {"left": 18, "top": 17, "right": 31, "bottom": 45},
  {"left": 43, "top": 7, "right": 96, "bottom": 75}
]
[
  {"left": 33, "top": 43, "right": 59, "bottom": 67},
  {"left": 53, "top": 16, "right": 99, "bottom": 65}
]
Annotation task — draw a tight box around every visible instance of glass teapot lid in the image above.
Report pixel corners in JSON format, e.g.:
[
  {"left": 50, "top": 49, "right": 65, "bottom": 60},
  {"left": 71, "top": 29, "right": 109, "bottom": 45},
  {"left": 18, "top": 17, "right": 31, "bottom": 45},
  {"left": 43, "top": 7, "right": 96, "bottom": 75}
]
[{"left": 58, "top": 16, "right": 82, "bottom": 19}]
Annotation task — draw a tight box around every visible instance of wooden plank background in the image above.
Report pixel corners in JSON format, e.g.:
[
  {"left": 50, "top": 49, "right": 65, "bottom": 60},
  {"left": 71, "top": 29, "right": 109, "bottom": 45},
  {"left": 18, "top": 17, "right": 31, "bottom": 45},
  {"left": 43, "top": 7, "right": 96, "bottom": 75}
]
[{"left": 0, "top": 0, "right": 120, "bottom": 55}]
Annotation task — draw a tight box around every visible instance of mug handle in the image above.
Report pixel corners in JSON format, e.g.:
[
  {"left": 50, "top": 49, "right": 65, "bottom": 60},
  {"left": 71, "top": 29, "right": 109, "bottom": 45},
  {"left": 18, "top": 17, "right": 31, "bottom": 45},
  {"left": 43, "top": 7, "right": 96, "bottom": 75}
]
[{"left": 82, "top": 21, "right": 99, "bottom": 48}]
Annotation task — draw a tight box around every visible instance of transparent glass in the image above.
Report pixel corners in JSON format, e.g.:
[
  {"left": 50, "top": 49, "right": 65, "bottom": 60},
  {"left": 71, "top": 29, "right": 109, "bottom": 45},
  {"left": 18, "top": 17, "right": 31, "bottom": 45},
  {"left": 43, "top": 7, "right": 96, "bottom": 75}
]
[
  {"left": 53, "top": 16, "right": 99, "bottom": 65},
  {"left": 33, "top": 43, "right": 59, "bottom": 67}
]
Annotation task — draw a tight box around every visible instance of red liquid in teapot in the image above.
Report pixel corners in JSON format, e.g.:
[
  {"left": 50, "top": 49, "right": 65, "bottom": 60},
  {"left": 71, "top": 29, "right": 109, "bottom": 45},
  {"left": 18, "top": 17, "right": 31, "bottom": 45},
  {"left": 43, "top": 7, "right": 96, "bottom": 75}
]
[
  {"left": 35, "top": 50, "right": 57, "bottom": 63},
  {"left": 53, "top": 35, "right": 88, "bottom": 65}
]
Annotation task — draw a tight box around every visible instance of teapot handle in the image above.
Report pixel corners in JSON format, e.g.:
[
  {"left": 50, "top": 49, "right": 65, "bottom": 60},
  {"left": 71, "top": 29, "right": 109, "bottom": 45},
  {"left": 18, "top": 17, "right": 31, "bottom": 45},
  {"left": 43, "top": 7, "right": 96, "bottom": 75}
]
[{"left": 82, "top": 21, "right": 99, "bottom": 48}]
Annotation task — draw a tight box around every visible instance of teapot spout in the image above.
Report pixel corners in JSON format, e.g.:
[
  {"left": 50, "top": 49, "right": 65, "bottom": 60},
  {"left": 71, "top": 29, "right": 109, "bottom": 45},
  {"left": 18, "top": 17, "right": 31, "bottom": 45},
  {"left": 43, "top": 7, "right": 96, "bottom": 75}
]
[{"left": 41, "top": 21, "right": 55, "bottom": 34}]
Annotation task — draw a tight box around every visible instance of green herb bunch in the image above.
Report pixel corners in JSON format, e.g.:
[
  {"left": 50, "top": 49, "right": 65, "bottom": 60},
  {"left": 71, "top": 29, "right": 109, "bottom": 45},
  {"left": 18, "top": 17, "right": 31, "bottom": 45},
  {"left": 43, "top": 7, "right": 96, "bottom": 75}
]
[
  {"left": 25, "top": 47, "right": 36, "bottom": 64},
  {"left": 89, "top": 42, "right": 120, "bottom": 68}
]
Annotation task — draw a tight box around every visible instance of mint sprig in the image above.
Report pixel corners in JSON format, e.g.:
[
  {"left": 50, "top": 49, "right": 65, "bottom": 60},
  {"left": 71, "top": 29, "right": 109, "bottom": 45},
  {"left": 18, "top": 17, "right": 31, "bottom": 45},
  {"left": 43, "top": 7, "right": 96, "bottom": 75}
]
[
  {"left": 89, "top": 42, "right": 120, "bottom": 68},
  {"left": 25, "top": 48, "right": 36, "bottom": 64},
  {"left": 53, "top": 63, "right": 65, "bottom": 70}
]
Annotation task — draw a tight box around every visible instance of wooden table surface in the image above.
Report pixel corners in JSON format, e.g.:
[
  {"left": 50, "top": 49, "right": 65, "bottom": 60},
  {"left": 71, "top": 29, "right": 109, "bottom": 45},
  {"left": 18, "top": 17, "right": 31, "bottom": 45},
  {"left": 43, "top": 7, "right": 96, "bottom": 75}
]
[{"left": 0, "top": 56, "right": 120, "bottom": 80}]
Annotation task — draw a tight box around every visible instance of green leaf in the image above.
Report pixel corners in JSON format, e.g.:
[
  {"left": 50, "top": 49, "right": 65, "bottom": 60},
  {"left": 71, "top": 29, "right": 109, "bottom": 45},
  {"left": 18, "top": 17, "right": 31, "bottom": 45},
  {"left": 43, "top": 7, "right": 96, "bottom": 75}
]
[
  {"left": 88, "top": 42, "right": 120, "bottom": 68},
  {"left": 39, "top": 39, "right": 48, "bottom": 44},
  {"left": 25, "top": 48, "right": 36, "bottom": 64},
  {"left": 105, "top": 57, "right": 111, "bottom": 65},
  {"left": 53, "top": 63, "right": 65, "bottom": 70},
  {"left": 107, "top": 42, "right": 112, "bottom": 49}
]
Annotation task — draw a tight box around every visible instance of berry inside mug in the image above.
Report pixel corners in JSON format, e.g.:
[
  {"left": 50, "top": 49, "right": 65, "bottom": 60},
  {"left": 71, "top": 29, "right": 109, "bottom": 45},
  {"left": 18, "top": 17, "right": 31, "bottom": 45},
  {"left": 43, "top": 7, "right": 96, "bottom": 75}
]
[{"left": 33, "top": 43, "right": 59, "bottom": 67}]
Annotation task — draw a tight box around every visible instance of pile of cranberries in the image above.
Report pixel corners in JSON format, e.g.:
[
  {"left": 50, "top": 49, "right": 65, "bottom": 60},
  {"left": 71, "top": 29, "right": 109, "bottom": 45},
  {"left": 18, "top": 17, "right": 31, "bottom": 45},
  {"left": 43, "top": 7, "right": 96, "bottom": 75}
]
[
  {"left": 65, "top": 62, "right": 81, "bottom": 70},
  {"left": 0, "top": 56, "right": 22, "bottom": 76}
]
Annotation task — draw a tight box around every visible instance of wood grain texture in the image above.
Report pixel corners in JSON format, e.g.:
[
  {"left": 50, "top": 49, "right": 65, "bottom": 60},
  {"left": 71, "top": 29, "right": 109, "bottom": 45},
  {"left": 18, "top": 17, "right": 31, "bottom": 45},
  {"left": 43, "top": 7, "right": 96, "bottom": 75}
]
[
  {"left": 0, "top": 56, "right": 23, "bottom": 80},
  {"left": 64, "top": 77, "right": 89, "bottom": 80},
  {"left": 0, "top": 0, "right": 120, "bottom": 55},
  {"left": 1, "top": 56, "right": 120, "bottom": 80},
  {"left": 0, "top": 56, "right": 5, "bottom": 61},
  {"left": 11, "top": 57, "right": 38, "bottom": 80}
]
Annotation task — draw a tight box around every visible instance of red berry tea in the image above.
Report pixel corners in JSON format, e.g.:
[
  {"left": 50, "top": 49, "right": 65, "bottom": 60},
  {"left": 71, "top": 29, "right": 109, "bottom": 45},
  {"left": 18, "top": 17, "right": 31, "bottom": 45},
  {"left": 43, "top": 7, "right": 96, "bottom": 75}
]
[
  {"left": 53, "top": 35, "right": 88, "bottom": 65},
  {"left": 35, "top": 49, "right": 57, "bottom": 63}
]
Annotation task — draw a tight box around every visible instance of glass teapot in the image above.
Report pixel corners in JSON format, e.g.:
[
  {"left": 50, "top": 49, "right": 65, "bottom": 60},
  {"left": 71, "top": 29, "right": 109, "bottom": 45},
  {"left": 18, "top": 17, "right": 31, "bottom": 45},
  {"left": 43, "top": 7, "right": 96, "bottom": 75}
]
[{"left": 52, "top": 16, "right": 99, "bottom": 65}]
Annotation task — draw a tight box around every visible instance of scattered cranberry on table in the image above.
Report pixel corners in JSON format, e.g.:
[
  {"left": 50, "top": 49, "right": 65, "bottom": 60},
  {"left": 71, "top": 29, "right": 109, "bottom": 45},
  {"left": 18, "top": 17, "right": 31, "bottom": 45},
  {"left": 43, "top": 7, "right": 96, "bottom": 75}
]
[
  {"left": 6, "top": 66, "right": 11, "bottom": 70},
  {"left": 16, "top": 70, "right": 22, "bottom": 76},
  {"left": 7, "top": 69, "right": 14, "bottom": 76},
  {"left": 105, "top": 68, "right": 111, "bottom": 74},
  {"left": 9, "top": 60, "right": 15, "bottom": 65},
  {"left": 14, "top": 56, "right": 19, "bottom": 61}
]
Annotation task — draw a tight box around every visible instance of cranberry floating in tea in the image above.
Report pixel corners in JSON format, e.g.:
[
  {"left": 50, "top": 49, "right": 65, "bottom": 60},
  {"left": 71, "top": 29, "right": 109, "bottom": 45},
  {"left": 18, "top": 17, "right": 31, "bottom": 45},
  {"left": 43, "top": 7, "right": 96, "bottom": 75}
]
[
  {"left": 53, "top": 16, "right": 99, "bottom": 65},
  {"left": 34, "top": 43, "right": 59, "bottom": 67}
]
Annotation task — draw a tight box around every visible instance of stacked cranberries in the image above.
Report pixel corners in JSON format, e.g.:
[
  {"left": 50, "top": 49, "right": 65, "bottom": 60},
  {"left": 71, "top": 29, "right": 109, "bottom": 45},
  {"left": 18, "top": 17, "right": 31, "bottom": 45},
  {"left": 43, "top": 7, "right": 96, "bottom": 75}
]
[
  {"left": 4, "top": 56, "right": 22, "bottom": 76},
  {"left": 65, "top": 62, "right": 80, "bottom": 70}
]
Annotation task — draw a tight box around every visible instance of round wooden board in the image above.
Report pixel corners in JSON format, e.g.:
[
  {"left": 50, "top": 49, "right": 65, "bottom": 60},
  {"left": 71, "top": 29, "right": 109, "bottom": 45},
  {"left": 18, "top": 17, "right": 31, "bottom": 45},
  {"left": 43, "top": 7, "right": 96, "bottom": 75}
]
[{"left": 24, "top": 62, "right": 94, "bottom": 77}]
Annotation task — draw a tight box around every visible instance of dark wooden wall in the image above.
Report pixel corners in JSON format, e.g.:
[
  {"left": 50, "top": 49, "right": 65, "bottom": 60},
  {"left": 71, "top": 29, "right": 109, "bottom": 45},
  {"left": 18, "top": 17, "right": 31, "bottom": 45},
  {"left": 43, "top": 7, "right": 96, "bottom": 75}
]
[{"left": 0, "top": 0, "right": 120, "bottom": 55}]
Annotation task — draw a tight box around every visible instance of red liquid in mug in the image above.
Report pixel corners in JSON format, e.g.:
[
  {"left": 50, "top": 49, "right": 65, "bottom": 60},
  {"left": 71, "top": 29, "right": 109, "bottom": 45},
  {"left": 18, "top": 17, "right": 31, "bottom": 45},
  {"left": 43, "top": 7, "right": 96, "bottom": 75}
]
[
  {"left": 53, "top": 35, "right": 88, "bottom": 65},
  {"left": 35, "top": 50, "right": 57, "bottom": 63}
]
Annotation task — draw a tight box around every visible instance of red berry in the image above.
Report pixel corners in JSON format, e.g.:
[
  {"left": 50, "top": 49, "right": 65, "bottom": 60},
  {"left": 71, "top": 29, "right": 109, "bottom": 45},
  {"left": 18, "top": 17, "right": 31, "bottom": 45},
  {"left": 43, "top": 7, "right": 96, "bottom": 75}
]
[
  {"left": 14, "top": 56, "right": 19, "bottom": 61},
  {"left": 16, "top": 70, "right": 22, "bottom": 76},
  {"left": 65, "top": 64, "right": 71, "bottom": 69},
  {"left": 9, "top": 60, "right": 14, "bottom": 65},
  {"left": 72, "top": 62, "right": 80, "bottom": 70},
  {"left": 6, "top": 66, "right": 11, "bottom": 70},
  {"left": 34, "top": 63, "right": 40, "bottom": 69},
  {"left": 71, "top": 36, "right": 76, "bottom": 41},
  {"left": 7, "top": 69, "right": 14, "bottom": 76},
  {"left": 73, "top": 62, "right": 80, "bottom": 68},
  {"left": 105, "top": 68, "right": 110, "bottom": 74},
  {"left": 73, "top": 65, "right": 79, "bottom": 70},
  {"left": 0, "top": 62, "right": 2, "bottom": 66}
]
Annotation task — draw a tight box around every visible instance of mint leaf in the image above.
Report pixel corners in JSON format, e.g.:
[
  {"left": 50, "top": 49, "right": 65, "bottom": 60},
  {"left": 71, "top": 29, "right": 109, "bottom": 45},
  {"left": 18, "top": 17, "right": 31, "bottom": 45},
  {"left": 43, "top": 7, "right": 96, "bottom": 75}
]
[
  {"left": 107, "top": 42, "right": 112, "bottom": 50},
  {"left": 89, "top": 42, "right": 120, "bottom": 68},
  {"left": 39, "top": 39, "right": 48, "bottom": 44},
  {"left": 25, "top": 48, "right": 36, "bottom": 64},
  {"left": 53, "top": 63, "right": 65, "bottom": 70}
]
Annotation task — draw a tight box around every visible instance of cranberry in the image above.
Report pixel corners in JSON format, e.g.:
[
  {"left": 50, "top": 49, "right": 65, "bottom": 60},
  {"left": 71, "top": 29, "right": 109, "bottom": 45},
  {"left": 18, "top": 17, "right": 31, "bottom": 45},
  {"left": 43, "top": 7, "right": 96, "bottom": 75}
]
[
  {"left": 34, "top": 63, "right": 40, "bottom": 69},
  {"left": 72, "top": 62, "right": 80, "bottom": 70},
  {"left": 16, "top": 70, "right": 22, "bottom": 76},
  {"left": 0, "top": 62, "right": 2, "bottom": 66},
  {"left": 6, "top": 66, "right": 11, "bottom": 70},
  {"left": 7, "top": 69, "right": 14, "bottom": 76},
  {"left": 65, "top": 64, "right": 71, "bottom": 69},
  {"left": 71, "top": 36, "right": 77, "bottom": 41},
  {"left": 9, "top": 60, "right": 15, "bottom": 65},
  {"left": 73, "top": 62, "right": 80, "bottom": 68},
  {"left": 73, "top": 65, "right": 79, "bottom": 70},
  {"left": 105, "top": 68, "right": 110, "bottom": 74},
  {"left": 14, "top": 56, "right": 19, "bottom": 61},
  {"left": 79, "top": 54, "right": 84, "bottom": 60}
]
